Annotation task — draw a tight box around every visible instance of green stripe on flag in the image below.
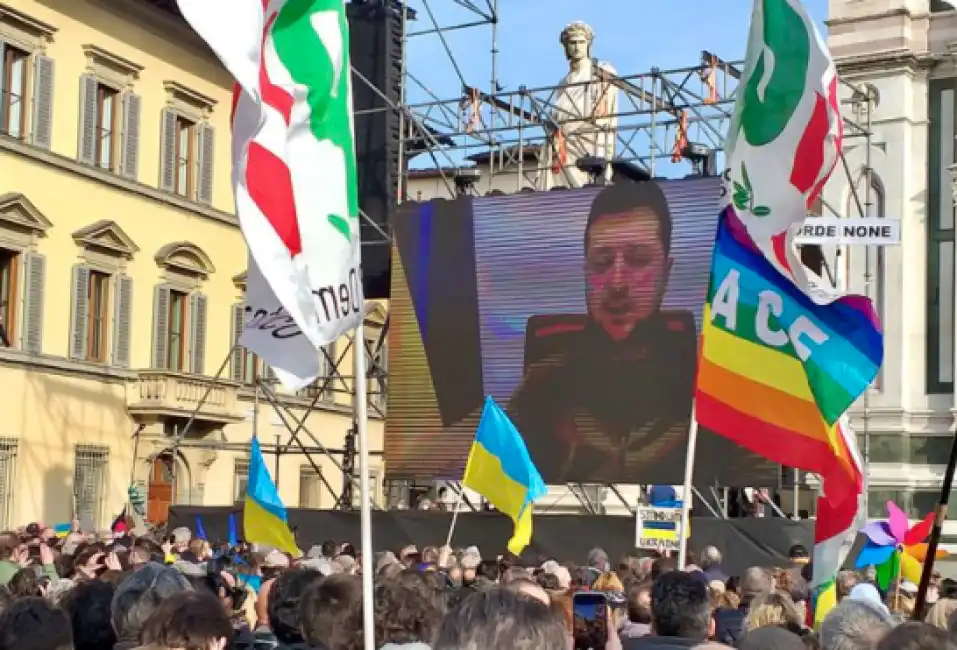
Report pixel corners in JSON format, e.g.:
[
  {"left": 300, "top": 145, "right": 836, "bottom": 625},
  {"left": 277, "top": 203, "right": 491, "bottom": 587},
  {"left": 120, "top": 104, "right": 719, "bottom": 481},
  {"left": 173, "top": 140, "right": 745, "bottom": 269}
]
[
  {"left": 272, "top": 0, "right": 359, "bottom": 241},
  {"left": 708, "top": 300, "right": 856, "bottom": 423}
]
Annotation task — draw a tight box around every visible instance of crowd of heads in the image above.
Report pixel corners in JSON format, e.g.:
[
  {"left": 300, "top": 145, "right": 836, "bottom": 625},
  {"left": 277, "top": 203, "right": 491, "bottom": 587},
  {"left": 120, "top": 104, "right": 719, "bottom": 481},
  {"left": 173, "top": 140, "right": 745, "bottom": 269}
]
[{"left": 0, "top": 523, "right": 956, "bottom": 650}]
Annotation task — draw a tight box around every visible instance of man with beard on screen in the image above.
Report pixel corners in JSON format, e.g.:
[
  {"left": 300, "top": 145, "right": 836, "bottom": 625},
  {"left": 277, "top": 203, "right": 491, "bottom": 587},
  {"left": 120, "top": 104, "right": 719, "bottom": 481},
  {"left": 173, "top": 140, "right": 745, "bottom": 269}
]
[{"left": 507, "top": 181, "right": 698, "bottom": 484}]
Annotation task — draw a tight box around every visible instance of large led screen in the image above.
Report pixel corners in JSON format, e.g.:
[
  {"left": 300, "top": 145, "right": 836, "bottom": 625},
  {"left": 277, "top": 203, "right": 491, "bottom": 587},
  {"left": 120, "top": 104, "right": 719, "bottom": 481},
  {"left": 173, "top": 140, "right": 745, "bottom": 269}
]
[{"left": 386, "top": 177, "right": 779, "bottom": 486}]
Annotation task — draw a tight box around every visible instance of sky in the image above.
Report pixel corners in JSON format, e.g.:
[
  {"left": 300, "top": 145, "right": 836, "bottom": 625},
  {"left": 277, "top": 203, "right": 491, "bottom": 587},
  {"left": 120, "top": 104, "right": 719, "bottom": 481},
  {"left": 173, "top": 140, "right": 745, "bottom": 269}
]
[
  {"left": 402, "top": 0, "right": 828, "bottom": 108},
  {"left": 398, "top": 0, "right": 828, "bottom": 172}
]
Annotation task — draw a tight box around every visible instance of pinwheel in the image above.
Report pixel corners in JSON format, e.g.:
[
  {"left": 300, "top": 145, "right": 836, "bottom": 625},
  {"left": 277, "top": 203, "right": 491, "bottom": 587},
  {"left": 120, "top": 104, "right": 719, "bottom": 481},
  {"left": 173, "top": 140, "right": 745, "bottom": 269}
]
[{"left": 855, "top": 501, "right": 948, "bottom": 590}]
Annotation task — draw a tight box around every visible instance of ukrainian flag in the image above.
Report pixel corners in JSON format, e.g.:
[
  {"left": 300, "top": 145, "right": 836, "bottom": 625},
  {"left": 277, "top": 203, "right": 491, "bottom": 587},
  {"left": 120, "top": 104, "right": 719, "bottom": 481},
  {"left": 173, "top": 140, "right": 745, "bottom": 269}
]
[
  {"left": 462, "top": 396, "right": 547, "bottom": 555},
  {"left": 244, "top": 436, "right": 299, "bottom": 555}
]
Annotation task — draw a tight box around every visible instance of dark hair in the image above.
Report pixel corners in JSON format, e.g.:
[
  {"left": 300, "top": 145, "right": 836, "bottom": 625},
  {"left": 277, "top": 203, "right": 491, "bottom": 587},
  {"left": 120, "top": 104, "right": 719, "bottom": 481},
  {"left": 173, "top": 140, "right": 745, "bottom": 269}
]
[
  {"left": 651, "top": 571, "right": 710, "bottom": 640},
  {"left": 537, "top": 572, "right": 561, "bottom": 591},
  {"left": 197, "top": 572, "right": 248, "bottom": 613},
  {"left": 789, "top": 545, "right": 809, "bottom": 560},
  {"left": 140, "top": 591, "right": 233, "bottom": 650},
  {"left": 59, "top": 580, "right": 117, "bottom": 650},
  {"left": 434, "top": 587, "right": 566, "bottom": 650},
  {"left": 477, "top": 560, "right": 501, "bottom": 583},
  {"left": 268, "top": 569, "right": 322, "bottom": 645},
  {"left": 0, "top": 597, "right": 72, "bottom": 650},
  {"left": 585, "top": 182, "right": 673, "bottom": 255},
  {"left": 300, "top": 574, "right": 363, "bottom": 650},
  {"left": 8, "top": 569, "right": 42, "bottom": 598},
  {"left": 0, "top": 534, "right": 17, "bottom": 562},
  {"left": 320, "top": 540, "right": 338, "bottom": 557},
  {"left": 877, "top": 622, "right": 957, "bottom": 650},
  {"left": 375, "top": 571, "right": 443, "bottom": 647},
  {"left": 110, "top": 562, "right": 192, "bottom": 641},
  {"left": 651, "top": 556, "right": 677, "bottom": 581}
]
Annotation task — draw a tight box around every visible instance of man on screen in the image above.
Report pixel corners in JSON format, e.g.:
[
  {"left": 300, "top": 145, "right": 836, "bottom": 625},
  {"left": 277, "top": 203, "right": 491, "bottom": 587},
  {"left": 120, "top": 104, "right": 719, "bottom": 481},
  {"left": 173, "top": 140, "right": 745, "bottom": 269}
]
[{"left": 507, "top": 181, "right": 697, "bottom": 484}]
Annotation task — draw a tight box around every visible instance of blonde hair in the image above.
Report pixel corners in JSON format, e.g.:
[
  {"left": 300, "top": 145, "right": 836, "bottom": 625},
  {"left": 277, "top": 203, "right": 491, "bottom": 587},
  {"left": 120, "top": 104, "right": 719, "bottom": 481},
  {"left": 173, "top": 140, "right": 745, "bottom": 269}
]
[
  {"left": 926, "top": 598, "right": 957, "bottom": 629},
  {"left": 591, "top": 572, "right": 625, "bottom": 628},
  {"left": 745, "top": 592, "right": 802, "bottom": 631}
]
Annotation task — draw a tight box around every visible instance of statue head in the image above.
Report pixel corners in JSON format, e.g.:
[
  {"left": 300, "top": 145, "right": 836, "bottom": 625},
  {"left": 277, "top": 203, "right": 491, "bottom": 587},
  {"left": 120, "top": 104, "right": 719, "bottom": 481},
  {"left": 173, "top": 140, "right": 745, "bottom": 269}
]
[{"left": 560, "top": 21, "right": 593, "bottom": 63}]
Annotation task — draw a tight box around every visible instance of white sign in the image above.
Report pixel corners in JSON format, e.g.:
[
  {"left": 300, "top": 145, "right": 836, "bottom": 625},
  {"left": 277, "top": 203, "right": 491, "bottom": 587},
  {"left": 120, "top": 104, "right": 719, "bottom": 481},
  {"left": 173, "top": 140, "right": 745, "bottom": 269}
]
[
  {"left": 794, "top": 218, "right": 901, "bottom": 245},
  {"left": 635, "top": 505, "right": 685, "bottom": 551}
]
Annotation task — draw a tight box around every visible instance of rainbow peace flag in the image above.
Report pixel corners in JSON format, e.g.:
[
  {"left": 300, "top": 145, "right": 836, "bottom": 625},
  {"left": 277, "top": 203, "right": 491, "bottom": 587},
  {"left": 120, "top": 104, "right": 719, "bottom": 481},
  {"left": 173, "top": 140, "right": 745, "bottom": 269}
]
[{"left": 694, "top": 207, "right": 881, "bottom": 503}]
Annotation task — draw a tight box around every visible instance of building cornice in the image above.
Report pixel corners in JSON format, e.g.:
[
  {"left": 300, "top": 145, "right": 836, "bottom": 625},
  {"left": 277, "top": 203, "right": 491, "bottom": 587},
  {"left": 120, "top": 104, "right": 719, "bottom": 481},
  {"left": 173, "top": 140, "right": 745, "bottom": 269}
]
[
  {"left": 835, "top": 50, "right": 940, "bottom": 76},
  {"left": 0, "top": 136, "right": 237, "bottom": 228},
  {"left": 826, "top": 6, "right": 915, "bottom": 28},
  {"left": 0, "top": 347, "right": 135, "bottom": 383}
]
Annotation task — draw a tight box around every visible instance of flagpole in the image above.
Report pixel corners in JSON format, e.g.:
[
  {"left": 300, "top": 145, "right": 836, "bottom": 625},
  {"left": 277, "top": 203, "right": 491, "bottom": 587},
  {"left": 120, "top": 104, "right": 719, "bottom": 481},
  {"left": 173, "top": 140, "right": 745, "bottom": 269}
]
[
  {"left": 354, "top": 324, "right": 374, "bottom": 650},
  {"left": 677, "top": 401, "right": 698, "bottom": 568},
  {"left": 446, "top": 486, "right": 466, "bottom": 547}
]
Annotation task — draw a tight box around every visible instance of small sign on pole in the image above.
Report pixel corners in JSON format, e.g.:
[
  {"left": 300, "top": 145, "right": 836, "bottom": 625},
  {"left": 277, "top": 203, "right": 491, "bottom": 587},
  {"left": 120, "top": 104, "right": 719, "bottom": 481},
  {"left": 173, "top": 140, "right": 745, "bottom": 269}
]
[
  {"left": 794, "top": 218, "right": 901, "bottom": 245},
  {"left": 635, "top": 505, "right": 689, "bottom": 551}
]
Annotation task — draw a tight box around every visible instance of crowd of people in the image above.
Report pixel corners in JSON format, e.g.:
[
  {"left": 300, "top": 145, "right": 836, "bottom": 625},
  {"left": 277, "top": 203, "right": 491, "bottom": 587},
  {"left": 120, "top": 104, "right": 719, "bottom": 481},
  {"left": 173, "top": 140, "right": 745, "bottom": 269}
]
[{"left": 0, "top": 521, "right": 955, "bottom": 650}]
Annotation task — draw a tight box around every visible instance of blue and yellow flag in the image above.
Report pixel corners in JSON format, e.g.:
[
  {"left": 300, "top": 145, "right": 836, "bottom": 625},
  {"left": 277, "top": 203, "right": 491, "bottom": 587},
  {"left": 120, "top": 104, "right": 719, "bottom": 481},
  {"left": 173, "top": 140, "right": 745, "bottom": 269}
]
[
  {"left": 462, "top": 397, "right": 546, "bottom": 555},
  {"left": 244, "top": 436, "right": 299, "bottom": 555}
]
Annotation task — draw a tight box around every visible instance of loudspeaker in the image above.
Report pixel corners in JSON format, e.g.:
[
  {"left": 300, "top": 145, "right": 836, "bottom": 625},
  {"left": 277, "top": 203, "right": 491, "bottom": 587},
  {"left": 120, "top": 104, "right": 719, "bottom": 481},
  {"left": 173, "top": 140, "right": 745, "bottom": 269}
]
[{"left": 347, "top": 2, "right": 403, "bottom": 299}]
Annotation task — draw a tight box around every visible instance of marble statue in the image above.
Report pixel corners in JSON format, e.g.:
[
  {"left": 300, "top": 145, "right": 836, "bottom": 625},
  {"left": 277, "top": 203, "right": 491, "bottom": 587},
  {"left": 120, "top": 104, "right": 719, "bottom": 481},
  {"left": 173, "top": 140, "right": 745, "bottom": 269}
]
[{"left": 539, "top": 21, "right": 619, "bottom": 189}]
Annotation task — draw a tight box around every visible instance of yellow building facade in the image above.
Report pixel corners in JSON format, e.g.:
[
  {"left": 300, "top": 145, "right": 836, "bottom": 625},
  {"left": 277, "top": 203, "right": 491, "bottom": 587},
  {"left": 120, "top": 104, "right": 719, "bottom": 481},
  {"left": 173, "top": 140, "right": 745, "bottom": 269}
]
[{"left": 0, "top": 0, "right": 385, "bottom": 530}]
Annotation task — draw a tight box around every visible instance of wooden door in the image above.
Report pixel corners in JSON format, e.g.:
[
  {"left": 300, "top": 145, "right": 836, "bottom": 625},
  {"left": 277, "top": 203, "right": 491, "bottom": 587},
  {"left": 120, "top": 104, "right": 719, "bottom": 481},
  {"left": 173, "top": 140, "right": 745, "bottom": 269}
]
[{"left": 147, "top": 456, "right": 175, "bottom": 525}]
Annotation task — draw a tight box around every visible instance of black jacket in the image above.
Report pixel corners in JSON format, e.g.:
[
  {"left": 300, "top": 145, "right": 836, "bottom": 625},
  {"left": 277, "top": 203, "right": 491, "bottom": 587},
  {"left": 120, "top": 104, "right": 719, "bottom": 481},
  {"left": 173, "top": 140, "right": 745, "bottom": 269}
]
[{"left": 622, "top": 635, "right": 704, "bottom": 650}]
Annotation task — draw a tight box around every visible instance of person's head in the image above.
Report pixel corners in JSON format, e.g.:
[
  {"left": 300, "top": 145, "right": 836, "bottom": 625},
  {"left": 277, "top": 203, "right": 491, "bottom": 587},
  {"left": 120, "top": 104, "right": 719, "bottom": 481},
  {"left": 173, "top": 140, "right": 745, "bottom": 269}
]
[
  {"left": 110, "top": 561, "right": 192, "bottom": 641},
  {"left": 267, "top": 569, "right": 321, "bottom": 644},
  {"left": 650, "top": 571, "right": 712, "bottom": 640},
  {"left": 140, "top": 591, "right": 233, "bottom": 650},
  {"left": 745, "top": 591, "right": 802, "bottom": 632},
  {"left": 0, "top": 534, "right": 17, "bottom": 562},
  {"left": 587, "top": 548, "right": 610, "bottom": 572},
  {"left": 375, "top": 571, "right": 443, "bottom": 647},
  {"left": 59, "top": 579, "right": 117, "bottom": 650},
  {"left": 171, "top": 526, "right": 192, "bottom": 551},
  {"left": 434, "top": 586, "right": 566, "bottom": 650},
  {"left": 877, "top": 621, "right": 957, "bottom": 650},
  {"left": 789, "top": 544, "right": 810, "bottom": 566},
  {"left": 627, "top": 580, "right": 653, "bottom": 625},
  {"left": 505, "top": 577, "right": 551, "bottom": 606},
  {"left": 300, "top": 574, "right": 363, "bottom": 650},
  {"left": 836, "top": 570, "right": 859, "bottom": 602},
  {"left": 740, "top": 626, "right": 807, "bottom": 650},
  {"left": 187, "top": 538, "right": 209, "bottom": 560},
  {"left": 559, "top": 21, "right": 592, "bottom": 63},
  {"left": 740, "top": 567, "right": 773, "bottom": 605},
  {"left": 651, "top": 555, "right": 677, "bottom": 581},
  {"left": 320, "top": 540, "right": 338, "bottom": 558},
  {"left": 819, "top": 598, "right": 893, "bottom": 650},
  {"left": 584, "top": 182, "right": 673, "bottom": 342},
  {"left": 477, "top": 559, "right": 502, "bottom": 583},
  {"left": 8, "top": 568, "right": 42, "bottom": 598},
  {"left": 0, "top": 597, "right": 72, "bottom": 650},
  {"left": 700, "top": 546, "right": 722, "bottom": 570}
]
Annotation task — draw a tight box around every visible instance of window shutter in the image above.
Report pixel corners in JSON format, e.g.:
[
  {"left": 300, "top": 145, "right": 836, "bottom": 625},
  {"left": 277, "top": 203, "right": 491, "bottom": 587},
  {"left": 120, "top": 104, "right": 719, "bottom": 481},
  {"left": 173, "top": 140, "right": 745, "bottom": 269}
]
[
  {"left": 159, "top": 108, "right": 177, "bottom": 192},
  {"left": 31, "top": 55, "right": 54, "bottom": 149},
  {"left": 152, "top": 285, "right": 171, "bottom": 369},
  {"left": 78, "top": 75, "right": 98, "bottom": 165},
  {"left": 112, "top": 275, "right": 133, "bottom": 367},
  {"left": 189, "top": 292, "right": 208, "bottom": 374},
  {"left": 21, "top": 253, "right": 45, "bottom": 354},
  {"left": 120, "top": 93, "right": 141, "bottom": 180},
  {"left": 196, "top": 123, "right": 215, "bottom": 204},
  {"left": 69, "top": 265, "right": 90, "bottom": 360},
  {"left": 230, "top": 303, "right": 245, "bottom": 382},
  {"left": 265, "top": 364, "right": 277, "bottom": 384}
]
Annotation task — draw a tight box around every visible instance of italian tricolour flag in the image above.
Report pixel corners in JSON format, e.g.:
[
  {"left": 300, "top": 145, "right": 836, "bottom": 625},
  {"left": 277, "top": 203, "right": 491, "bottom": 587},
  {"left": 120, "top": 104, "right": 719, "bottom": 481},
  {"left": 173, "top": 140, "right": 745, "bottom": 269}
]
[{"left": 176, "top": 0, "right": 363, "bottom": 388}]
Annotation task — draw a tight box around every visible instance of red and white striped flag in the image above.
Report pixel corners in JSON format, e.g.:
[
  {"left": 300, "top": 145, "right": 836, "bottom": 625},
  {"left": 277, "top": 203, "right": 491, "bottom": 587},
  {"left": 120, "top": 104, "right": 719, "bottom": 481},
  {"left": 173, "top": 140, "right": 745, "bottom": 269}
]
[{"left": 177, "top": 0, "right": 363, "bottom": 388}]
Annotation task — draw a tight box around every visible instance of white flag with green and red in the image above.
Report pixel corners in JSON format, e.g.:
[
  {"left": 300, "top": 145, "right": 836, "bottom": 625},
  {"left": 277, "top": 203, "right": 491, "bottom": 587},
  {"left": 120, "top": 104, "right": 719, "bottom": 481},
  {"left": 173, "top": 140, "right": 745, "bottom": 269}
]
[
  {"left": 176, "top": 0, "right": 362, "bottom": 388},
  {"left": 725, "top": 0, "right": 843, "bottom": 297}
]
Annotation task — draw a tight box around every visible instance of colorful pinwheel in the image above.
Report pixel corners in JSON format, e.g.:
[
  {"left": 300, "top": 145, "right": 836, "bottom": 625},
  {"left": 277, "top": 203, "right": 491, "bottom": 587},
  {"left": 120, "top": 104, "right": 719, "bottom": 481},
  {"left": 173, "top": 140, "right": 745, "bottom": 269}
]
[{"left": 855, "top": 501, "right": 947, "bottom": 590}]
